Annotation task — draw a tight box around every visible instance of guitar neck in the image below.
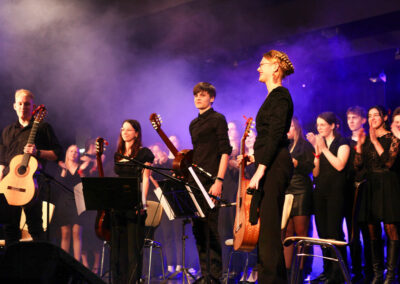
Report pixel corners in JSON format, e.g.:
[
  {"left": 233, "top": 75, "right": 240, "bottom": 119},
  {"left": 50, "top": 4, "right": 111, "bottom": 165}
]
[
  {"left": 21, "top": 121, "right": 40, "bottom": 167},
  {"left": 155, "top": 128, "right": 179, "bottom": 157},
  {"left": 96, "top": 155, "right": 104, "bottom": 177},
  {"left": 238, "top": 137, "right": 246, "bottom": 183}
]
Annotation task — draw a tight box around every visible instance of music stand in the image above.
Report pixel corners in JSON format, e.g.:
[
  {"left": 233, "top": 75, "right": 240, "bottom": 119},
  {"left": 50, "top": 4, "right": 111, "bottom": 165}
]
[
  {"left": 155, "top": 178, "right": 211, "bottom": 284},
  {"left": 81, "top": 177, "right": 140, "bottom": 281},
  {"left": 81, "top": 177, "right": 140, "bottom": 211}
]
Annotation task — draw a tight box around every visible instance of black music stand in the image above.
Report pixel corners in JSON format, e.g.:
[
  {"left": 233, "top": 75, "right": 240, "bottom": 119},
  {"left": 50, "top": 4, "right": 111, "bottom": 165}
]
[
  {"left": 81, "top": 177, "right": 140, "bottom": 281},
  {"left": 156, "top": 179, "right": 211, "bottom": 284},
  {"left": 81, "top": 177, "right": 140, "bottom": 211}
]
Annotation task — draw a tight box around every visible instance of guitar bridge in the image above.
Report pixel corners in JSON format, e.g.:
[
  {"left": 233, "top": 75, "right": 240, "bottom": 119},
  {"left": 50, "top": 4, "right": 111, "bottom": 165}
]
[
  {"left": 7, "top": 186, "right": 26, "bottom": 192},
  {"left": 234, "top": 223, "right": 242, "bottom": 233}
]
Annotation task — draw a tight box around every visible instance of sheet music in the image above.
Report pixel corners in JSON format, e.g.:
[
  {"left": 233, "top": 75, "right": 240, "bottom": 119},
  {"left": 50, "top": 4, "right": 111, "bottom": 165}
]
[
  {"left": 154, "top": 187, "right": 175, "bottom": 220},
  {"left": 188, "top": 166, "right": 215, "bottom": 209},
  {"left": 74, "top": 182, "right": 86, "bottom": 215}
]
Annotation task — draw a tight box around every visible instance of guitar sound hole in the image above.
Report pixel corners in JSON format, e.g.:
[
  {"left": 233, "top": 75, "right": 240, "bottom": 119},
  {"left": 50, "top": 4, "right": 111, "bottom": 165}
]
[{"left": 18, "top": 166, "right": 27, "bottom": 175}]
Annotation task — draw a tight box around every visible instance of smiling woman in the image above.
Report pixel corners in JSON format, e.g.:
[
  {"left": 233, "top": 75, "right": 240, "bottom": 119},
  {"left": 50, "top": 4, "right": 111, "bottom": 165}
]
[
  {"left": 355, "top": 105, "right": 400, "bottom": 283},
  {"left": 306, "top": 111, "right": 350, "bottom": 283}
]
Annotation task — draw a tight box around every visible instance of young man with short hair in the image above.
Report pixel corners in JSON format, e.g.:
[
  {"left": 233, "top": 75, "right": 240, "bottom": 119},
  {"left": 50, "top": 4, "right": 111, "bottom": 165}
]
[
  {"left": 345, "top": 106, "right": 372, "bottom": 282},
  {"left": 189, "top": 82, "right": 232, "bottom": 283}
]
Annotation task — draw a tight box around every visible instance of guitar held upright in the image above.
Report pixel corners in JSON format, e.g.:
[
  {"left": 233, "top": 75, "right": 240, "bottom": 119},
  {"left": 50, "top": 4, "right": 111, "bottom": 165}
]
[{"left": 0, "top": 105, "right": 47, "bottom": 206}]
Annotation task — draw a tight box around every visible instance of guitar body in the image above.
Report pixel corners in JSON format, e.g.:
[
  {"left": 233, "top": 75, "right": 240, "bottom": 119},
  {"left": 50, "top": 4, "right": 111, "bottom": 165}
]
[
  {"left": 0, "top": 154, "right": 38, "bottom": 206},
  {"left": 233, "top": 178, "right": 260, "bottom": 251},
  {"left": 233, "top": 117, "right": 260, "bottom": 252},
  {"left": 172, "top": 149, "right": 193, "bottom": 179},
  {"left": 93, "top": 137, "right": 111, "bottom": 243},
  {"left": 95, "top": 210, "right": 111, "bottom": 242}
]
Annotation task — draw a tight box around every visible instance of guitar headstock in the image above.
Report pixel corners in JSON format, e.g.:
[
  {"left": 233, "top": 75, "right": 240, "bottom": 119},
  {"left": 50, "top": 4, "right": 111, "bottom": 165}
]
[
  {"left": 32, "top": 105, "right": 47, "bottom": 123},
  {"left": 95, "top": 137, "right": 108, "bottom": 156},
  {"left": 242, "top": 117, "right": 254, "bottom": 142},
  {"left": 149, "top": 113, "right": 162, "bottom": 131}
]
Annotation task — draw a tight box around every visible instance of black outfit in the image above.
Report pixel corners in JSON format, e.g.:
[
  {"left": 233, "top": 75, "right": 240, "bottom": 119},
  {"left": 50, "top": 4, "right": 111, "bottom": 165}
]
[
  {"left": 253, "top": 86, "right": 293, "bottom": 284},
  {"left": 355, "top": 133, "right": 400, "bottom": 223},
  {"left": 189, "top": 108, "right": 232, "bottom": 281},
  {"left": 286, "top": 138, "right": 314, "bottom": 217},
  {"left": 355, "top": 133, "right": 400, "bottom": 283},
  {"left": 52, "top": 166, "right": 82, "bottom": 227},
  {"left": 0, "top": 119, "right": 61, "bottom": 246},
  {"left": 313, "top": 135, "right": 349, "bottom": 283},
  {"left": 345, "top": 137, "right": 371, "bottom": 281},
  {"left": 111, "top": 147, "right": 154, "bottom": 284}
]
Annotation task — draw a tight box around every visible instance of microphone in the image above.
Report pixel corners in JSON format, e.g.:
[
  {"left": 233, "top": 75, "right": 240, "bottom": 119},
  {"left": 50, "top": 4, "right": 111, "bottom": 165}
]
[{"left": 191, "top": 164, "right": 214, "bottom": 180}]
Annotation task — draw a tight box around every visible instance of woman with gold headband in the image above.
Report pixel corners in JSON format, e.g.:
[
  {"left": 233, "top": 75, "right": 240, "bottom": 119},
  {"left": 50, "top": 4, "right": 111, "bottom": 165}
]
[{"left": 240, "top": 50, "right": 295, "bottom": 283}]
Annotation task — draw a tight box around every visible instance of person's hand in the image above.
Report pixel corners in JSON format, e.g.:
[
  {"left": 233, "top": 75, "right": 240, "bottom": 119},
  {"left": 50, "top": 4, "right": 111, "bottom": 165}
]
[
  {"left": 369, "top": 126, "right": 378, "bottom": 144},
  {"left": 24, "top": 143, "right": 37, "bottom": 156},
  {"left": 248, "top": 166, "right": 266, "bottom": 190},
  {"left": 306, "top": 132, "right": 317, "bottom": 148},
  {"left": 315, "top": 135, "right": 327, "bottom": 151},
  {"left": 292, "top": 158, "right": 298, "bottom": 168},
  {"left": 209, "top": 180, "right": 223, "bottom": 204}
]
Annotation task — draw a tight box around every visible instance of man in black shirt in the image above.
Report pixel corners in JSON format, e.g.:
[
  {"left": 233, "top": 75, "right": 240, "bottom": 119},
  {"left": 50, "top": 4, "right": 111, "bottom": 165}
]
[
  {"left": 345, "top": 106, "right": 372, "bottom": 282},
  {"left": 189, "top": 82, "right": 232, "bottom": 283},
  {"left": 0, "top": 89, "right": 61, "bottom": 246}
]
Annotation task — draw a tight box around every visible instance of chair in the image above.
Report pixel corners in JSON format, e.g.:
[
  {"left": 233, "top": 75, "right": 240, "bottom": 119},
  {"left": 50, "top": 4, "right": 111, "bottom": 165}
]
[
  {"left": 143, "top": 200, "right": 165, "bottom": 284},
  {"left": 283, "top": 180, "right": 365, "bottom": 284},
  {"left": 0, "top": 201, "right": 55, "bottom": 246},
  {"left": 224, "top": 194, "right": 294, "bottom": 283}
]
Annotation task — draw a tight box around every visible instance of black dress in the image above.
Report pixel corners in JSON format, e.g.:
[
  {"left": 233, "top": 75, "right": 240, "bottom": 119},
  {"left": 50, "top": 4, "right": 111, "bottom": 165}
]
[
  {"left": 313, "top": 135, "right": 348, "bottom": 282},
  {"left": 52, "top": 166, "right": 83, "bottom": 227},
  {"left": 355, "top": 133, "right": 400, "bottom": 223},
  {"left": 111, "top": 147, "right": 154, "bottom": 284},
  {"left": 287, "top": 138, "right": 314, "bottom": 217}
]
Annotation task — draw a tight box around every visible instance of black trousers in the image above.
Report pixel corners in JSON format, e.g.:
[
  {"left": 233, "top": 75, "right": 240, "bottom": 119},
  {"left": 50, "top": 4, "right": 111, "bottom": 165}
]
[
  {"left": 4, "top": 174, "right": 47, "bottom": 247},
  {"left": 258, "top": 148, "right": 293, "bottom": 284},
  {"left": 192, "top": 207, "right": 222, "bottom": 280},
  {"left": 314, "top": 188, "right": 346, "bottom": 281},
  {"left": 111, "top": 210, "right": 146, "bottom": 284}
]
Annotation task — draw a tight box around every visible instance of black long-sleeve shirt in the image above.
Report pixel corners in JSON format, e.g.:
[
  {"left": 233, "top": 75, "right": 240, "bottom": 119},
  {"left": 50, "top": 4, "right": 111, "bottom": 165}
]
[
  {"left": 0, "top": 119, "right": 61, "bottom": 174},
  {"left": 254, "top": 86, "right": 293, "bottom": 167},
  {"left": 189, "top": 108, "right": 232, "bottom": 185}
]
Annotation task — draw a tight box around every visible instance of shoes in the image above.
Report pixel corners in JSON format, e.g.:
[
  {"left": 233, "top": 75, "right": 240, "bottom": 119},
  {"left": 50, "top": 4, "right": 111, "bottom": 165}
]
[
  {"left": 193, "top": 276, "right": 221, "bottom": 284},
  {"left": 311, "top": 272, "right": 327, "bottom": 282}
]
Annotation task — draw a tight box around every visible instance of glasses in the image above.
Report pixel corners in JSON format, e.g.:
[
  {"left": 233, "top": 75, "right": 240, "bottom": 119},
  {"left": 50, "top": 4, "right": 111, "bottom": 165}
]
[{"left": 259, "top": 62, "right": 274, "bottom": 68}]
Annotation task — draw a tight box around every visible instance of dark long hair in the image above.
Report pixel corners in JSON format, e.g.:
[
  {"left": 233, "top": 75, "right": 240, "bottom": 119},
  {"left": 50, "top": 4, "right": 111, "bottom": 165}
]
[
  {"left": 116, "top": 119, "right": 142, "bottom": 160},
  {"left": 317, "top": 111, "right": 340, "bottom": 137},
  {"left": 368, "top": 105, "right": 389, "bottom": 130}
]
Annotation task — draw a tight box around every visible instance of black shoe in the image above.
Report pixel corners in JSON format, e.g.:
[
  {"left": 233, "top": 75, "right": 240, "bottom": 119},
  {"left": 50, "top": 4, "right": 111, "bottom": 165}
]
[{"left": 311, "top": 272, "right": 327, "bottom": 282}]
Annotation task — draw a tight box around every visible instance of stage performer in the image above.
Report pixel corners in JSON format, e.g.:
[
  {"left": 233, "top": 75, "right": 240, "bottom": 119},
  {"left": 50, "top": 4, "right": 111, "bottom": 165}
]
[
  {"left": 283, "top": 116, "right": 314, "bottom": 281},
  {"left": 53, "top": 145, "right": 84, "bottom": 261},
  {"left": 0, "top": 89, "right": 61, "bottom": 247},
  {"left": 244, "top": 50, "right": 294, "bottom": 283},
  {"left": 112, "top": 119, "right": 154, "bottom": 284},
  {"left": 355, "top": 106, "right": 400, "bottom": 284},
  {"left": 306, "top": 112, "right": 350, "bottom": 283},
  {"left": 345, "top": 106, "right": 372, "bottom": 282},
  {"left": 189, "top": 82, "right": 232, "bottom": 283}
]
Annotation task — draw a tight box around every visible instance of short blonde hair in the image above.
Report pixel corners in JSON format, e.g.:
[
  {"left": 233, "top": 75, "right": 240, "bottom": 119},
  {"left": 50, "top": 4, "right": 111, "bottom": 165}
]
[
  {"left": 15, "top": 89, "right": 34, "bottom": 101},
  {"left": 263, "top": 50, "right": 294, "bottom": 79}
]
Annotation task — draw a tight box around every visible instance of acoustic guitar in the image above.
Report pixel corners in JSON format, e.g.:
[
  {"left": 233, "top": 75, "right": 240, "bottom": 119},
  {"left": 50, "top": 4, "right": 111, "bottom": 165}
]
[
  {"left": 149, "top": 113, "right": 193, "bottom": 179},
  {"left": 0, "top": 105, "right": 47, "bottom": 206},
  {"left": 93, "top": 137, "right": 111, "bottom": 242},
  {"left": 233, "top": 117, "right": 260, "bottom": 252}
]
